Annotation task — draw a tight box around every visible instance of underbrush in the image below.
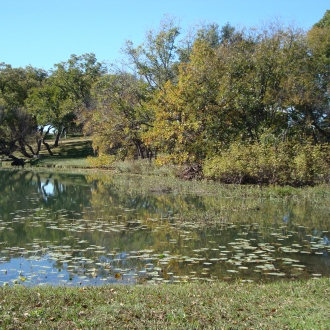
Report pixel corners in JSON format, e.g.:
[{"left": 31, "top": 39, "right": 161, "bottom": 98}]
[{"left": 203, "top": 140, "right": 330, "bottom": 186}]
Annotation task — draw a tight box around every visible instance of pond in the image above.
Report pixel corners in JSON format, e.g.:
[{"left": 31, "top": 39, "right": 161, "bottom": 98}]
[{"left": 0, "top": 169, "right": 330, "bottom": 286}]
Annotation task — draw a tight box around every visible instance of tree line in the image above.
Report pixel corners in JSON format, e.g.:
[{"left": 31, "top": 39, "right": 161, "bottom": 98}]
[{"left": 1, "top": 11, "right": 329, "bottom": 184}]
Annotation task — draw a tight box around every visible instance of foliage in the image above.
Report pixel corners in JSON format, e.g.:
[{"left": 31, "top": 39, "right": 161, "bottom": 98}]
[
  {"left": 87, "top": 153, "right": 115, "bottom": 168},
  {"left": 0, "top": 64, "right": 46, "bottom": 156},
  {"left": 203, "top": 139, "right": 330, "bottom": 186},
  {"left": 122, "top": 16, "right": 181, "bottom": 89},
  {"left": 26, "top": 80, "right": 75, "bottom": 145},
  {"left": 25, "top": 53, "right": 105, "bottom": 154},
  {"left": 313, "top": 9, "right": 330, "bottom": 28},
  {"left": 86, "top": 71, "right": 154, "bottom": 160},
  {"left": 143, "top": 17, "right": 330, "bottom": 168},
  {"left": 48, "top": 53, "right": 105, "bottom": 130},
  {"left": 2, "top": 11, "right": 330, "bottom": 186}
]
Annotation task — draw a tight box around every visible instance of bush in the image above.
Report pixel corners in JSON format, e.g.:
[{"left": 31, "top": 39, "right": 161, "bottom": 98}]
[
  {"left": 203, "top": 141, "right": 330, "bottom": 186},
  {"left": 87, "top": 154, "right": 115, "bottom": 168}
]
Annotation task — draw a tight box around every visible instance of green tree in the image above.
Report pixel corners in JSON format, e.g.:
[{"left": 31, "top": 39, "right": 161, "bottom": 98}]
[
  {"left": 123, "top": 16, "right": 180, "bottom": 89},
  {"left": 26, "top": 82, "right": 74, "bottom": 154},
  {"left": 196, "top": 23, "right": 221, "bottom": 48},
  {"left": 145, "top": 21, "right": 326, "bottom": 164},
  {"left": 26, "top": 53, "right": 105, "bottom": 155},
  {"left": 313, "top": 10, "right": 330, "bottom": 28},
  {"left": 0, "top": 64, "right": 46, "bottom": 157},
  {"left": 87, "top": 71, "right": 154, "bottom": 160},
  {"left": 286, "top": 11, "right": 330, "bottom": 143},
  {"left": 50, "top": 53, "right": 105, "bottom": 129}
]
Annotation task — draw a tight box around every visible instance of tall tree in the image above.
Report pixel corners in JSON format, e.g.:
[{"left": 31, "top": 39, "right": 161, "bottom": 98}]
[
  {"left": 122, "top": 16, "right": 180, "bottom": 89},
  {"left": 26, "top": 53, "right": 105, "bottom": 153},
  {"left": 0, "top": 64, "right": 46, "bottom": 156},
  {"left": 88, "top": 71, "right": 154, "bottom": 160},
  {"left": 51, "top": 53, "right": 105, "bottom": 128}
]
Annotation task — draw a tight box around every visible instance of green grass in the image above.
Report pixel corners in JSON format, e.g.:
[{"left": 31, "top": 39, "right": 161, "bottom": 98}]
[
  {"left": 1, "top": 137, "right": 94, "bottom": 169},
  {"left": 0, "top": 279, "right": 329, "bottom": 329},
  {"left": 32, "top": 137, "right": 93, "bottom": 168}
]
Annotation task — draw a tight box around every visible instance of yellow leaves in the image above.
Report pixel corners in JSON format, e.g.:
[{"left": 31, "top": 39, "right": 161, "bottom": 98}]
[
  {"left": 307, "top": 25, "right": 330, "bottom": 52},
  {"left": 203, "top": 140, "right": 330, "bottom": 185},
  {"left": 87, "top": 154, "right": 115, "bottom": 168}
]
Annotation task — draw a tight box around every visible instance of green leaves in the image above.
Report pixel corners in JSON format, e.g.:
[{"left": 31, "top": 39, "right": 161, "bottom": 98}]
[
  {"left": 123, "top": 16, "right": 180, "bottom": 90},
  {"left": 2, "top": 11, "right": 330, "bottom": 165},
  {"left": 86, "top": 72, "right": 153, "bottom": 160},
  {"left": 0, "top": 64, "right": 46, "bottom": 156}
]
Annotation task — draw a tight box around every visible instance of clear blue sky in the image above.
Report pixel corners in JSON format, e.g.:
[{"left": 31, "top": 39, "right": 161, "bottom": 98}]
[{"left": 1, "top": 0, "right": 329, "bottom": 71}]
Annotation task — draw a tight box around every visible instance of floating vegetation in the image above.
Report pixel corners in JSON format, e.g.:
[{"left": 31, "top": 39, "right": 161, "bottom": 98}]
[{"left": 0, "top": 170, "right": 330, "bottom": 286}]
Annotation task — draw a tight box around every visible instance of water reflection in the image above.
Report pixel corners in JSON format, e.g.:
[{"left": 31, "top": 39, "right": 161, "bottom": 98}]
[{"left": 0, "top": 169, "right": 330, "bottom": 286}]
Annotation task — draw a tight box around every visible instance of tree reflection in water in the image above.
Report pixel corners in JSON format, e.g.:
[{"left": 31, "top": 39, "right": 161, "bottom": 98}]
[{"left": 0, "top": 169, "right": 330, "bottom": 286}]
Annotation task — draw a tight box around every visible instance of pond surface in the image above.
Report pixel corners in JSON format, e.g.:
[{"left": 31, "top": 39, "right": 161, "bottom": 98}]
[{"left": 0, "top": 169, "right": 330, "bottom": 286}]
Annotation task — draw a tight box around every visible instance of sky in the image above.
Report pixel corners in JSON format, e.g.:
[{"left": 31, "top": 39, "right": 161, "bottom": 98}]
[{"left": 1, "top": 0, "right": 329, "bottom": 71}]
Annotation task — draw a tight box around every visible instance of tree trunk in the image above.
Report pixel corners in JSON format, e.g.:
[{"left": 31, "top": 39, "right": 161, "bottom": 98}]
[
  {"left": 54, "top": 131, "right": 61, "bottom": 148},
  {"left": 26, "top": 143, "right": 36, "bottom": 156},
  {"left": 54, "top": 127, "right": 67, "bottom": 147},
  {"left": 42, "top": 127, "right": 54, "bottom": 156},
  {"left": 133, "top": 139, "right": 145, "bottom": 159},
  {"left": 35, "top": 139, "right": 42, "bottom": 155},
  {"left": 18, "top": 139, "right": 32, "bottom": 158}
]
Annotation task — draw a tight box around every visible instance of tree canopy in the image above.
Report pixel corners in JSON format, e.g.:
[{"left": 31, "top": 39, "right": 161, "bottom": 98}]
[{"left": 1, "top": 10, "right": 330, "bottom": 183}]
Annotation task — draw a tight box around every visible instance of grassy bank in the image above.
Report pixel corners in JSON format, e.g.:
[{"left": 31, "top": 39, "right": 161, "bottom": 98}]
[
  {"left": 0, "top": 136, "right": 93, "bottom": 169},
  {"left": 2, "top": 137, "right": 330, "bottom": 200},
  {"left": 1, "top": 279, "right": 329, "bottom": 329}
]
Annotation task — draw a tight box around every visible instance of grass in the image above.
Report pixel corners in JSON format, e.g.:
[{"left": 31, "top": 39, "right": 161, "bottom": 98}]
[
  {"left": 30, "top": 137, "right": 93, "bottom": 169},
  {"left": 1, "top": 279, "right": 329, "bottom": 329},
  {"left": 1, "top": 136, "right": 93, "bottom": 169}
]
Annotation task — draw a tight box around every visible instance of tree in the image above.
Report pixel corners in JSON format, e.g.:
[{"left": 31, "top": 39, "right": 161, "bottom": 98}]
[
  {"left": 144, "top": 40, "right": 224, "bottom": 164},
  {"left": 144, "top": 21, "right": 328, "bottom": 164},
  {"left": 51, "top": 53, "right": 105, "bottom": 131},
  {"left": 26, "top": 53, "right": 105, "bottom": 154},
  {"left": 196, "top": 23, "right": 221, "bottom": 48},
  {"left": 215, "top": 24, "right": 304, "bottom": 142},
  {"left": 122, "top": 16, "right": 180, "bottom": 89},
  {"left": 313, "top": 10, "right": 330, "bottom": 28},
  {"left": 0, "top": 63, "right": 46, "bottom": 157},
  {"left": 87, "top": 71, "right": 154, "bottom": 160},
  {"left": 287, "top": 11, "right": 330, "bottom": 143},
  {"left": 26, "top": 82, "right": 73, "bottom": 154}
]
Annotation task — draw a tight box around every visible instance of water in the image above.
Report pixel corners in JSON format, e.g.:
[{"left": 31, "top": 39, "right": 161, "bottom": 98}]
[{"left": 0, "top": 169, "right": 330, "bottom": 286}]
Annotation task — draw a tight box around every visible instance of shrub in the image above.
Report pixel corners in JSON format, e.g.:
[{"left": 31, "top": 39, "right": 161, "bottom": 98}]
[
  {"left": 203, "top": 140, "right": 330, "bottom": 186},
  {"left": 87, "top": 154, "right": 115, "bottom": 168}
]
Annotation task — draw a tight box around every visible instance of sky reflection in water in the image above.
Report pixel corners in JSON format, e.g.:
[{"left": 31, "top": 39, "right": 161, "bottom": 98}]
[{"left": 0, "top": 169, "right": 330, "bottom": 286}]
